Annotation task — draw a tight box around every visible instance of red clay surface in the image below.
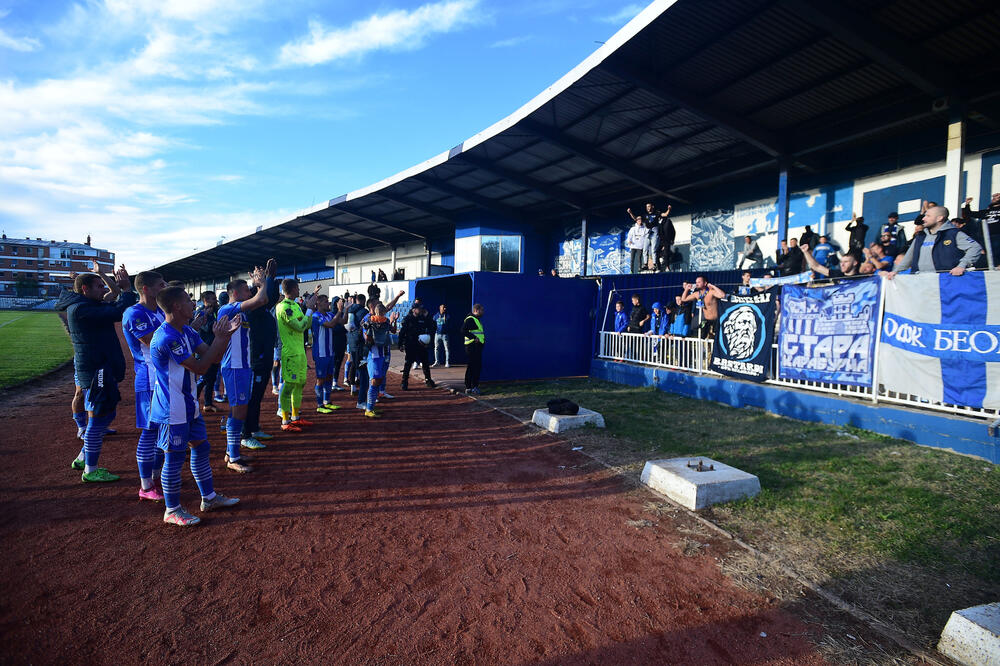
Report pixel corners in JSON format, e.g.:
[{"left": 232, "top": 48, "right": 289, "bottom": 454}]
[{"left": 0, "top": 331, "right": 826, "bottom": 664}]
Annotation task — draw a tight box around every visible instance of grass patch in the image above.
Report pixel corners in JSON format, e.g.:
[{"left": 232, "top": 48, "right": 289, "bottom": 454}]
[
  {"left": 0, "top": 312, "right": 73, "bottom": 389},
  {"left": 483, "top": 378, "right": 1000, "bottom": 648}
]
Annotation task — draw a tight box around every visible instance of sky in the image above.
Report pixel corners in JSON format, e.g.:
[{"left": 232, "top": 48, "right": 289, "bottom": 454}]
[{"left": 0, "top": 0, "right": 648, "bottom": 270}]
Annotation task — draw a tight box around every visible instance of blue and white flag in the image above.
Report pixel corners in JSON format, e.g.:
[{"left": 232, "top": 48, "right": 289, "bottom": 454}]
[
  {"left": 878, "top": 272, "right": 1000, "bottom": 409},
  {"left": 749, "top": 271, "right": 813, "bottom": 288}
]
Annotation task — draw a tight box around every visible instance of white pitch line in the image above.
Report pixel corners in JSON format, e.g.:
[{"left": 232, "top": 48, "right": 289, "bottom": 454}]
[{"left": 0, "top": 315, "right": 27, "bottom": 329}]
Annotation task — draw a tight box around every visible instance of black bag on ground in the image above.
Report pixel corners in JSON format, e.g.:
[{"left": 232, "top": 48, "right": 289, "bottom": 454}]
[{"left": 547, "top": 398, "right": 579, "bottom": 415}]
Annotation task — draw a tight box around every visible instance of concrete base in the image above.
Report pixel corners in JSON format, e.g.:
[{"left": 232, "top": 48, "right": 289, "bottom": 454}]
[
  {"left": 640, "top": 457, "right": 761, "bottom": 510},
  {"left": 938, "top": 603, "right": 1000, "bottom": 666},
  {"left": 531, "top": 407, "right": 605, "bottom": 433}
]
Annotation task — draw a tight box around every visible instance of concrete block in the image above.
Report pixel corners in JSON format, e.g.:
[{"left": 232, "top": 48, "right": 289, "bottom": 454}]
[
  {"left": 938, "top": 603, "right": 1000, "bottom": 666},
  {"left": 531, "top": 407, "right": 605, "bottom": 433},
  {"left": 640, "top": 457, "right": 760, "bottom": 510}
]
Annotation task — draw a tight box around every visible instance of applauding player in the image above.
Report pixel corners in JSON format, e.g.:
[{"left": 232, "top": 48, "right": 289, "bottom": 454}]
[
  {"left": 310, "top": 294, "right": 347, "bottom": 414},
  {"left": 150, "top": 287, "right": 242, "bottom": 526},
  {"left": 122, "top": 271, "right": 169, "bottom": 500},
  {"left": 216, "top": 261, "right": 275, "bottom": 472}
]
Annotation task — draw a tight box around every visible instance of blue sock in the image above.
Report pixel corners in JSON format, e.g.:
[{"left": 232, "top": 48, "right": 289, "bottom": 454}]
[
  {"left": 271, "top": 366, "right": 280, "bottom": 387},
  {"left": 72, "top": 412, "right": 87, "bottom": 430},
  {"left": 344, "top": 362, "right": 351, "bottom": 385},
  {"left": 83, "top": 413, "right": 113, "bottom": 471},
  {"left": 323, "top": 377, "right": 332, "bottom": 403},
  {"left": 136, "top": 428, "right": 157, "bottom": 483},
  {"left": 161, "top": 449, "right": 184, "bottom": 511},
  {"left": 226, "top": 417, "right": 243, "bottom": 461},
  {"left": 366, "top": 384, "right": 378, "bottom": 411},
  {"left": 314, "top": 383, "right": 324, "bottom": 406},
  {"left": 153, "top": 448, "right": 165, "bottom": 480},
  {"left": 190, "top": 440, "right": 215, "bottom": 499}
]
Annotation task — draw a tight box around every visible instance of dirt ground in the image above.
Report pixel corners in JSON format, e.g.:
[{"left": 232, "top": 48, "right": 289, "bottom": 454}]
[{"left": 0, "top": 336, "right": 837, "bottom": 664}]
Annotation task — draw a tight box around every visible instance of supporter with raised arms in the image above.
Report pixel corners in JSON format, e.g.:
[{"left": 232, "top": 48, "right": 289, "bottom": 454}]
[
  {"left": 681, "top": 277, "right": 725, "bottom": 339},
  {"left": 801, "top": 243, "right": 860, "bottom": 278}
]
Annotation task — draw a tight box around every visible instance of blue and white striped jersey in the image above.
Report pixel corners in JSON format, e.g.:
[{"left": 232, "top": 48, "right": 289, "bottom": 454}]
[
  {"left": 122, "top": 303, "right": 165, "bottom": 393},
  {"left": 149, "top": 323, "right": 203, "bottom": 425}
]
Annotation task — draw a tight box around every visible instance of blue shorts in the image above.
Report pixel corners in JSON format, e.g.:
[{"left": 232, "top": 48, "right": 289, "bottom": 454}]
[
  {"left": 156, "top": 416, "right": 208, "bottom": 452},
  {"left": 221, "top": 368, "right": 253, "bottom": 405},
  {"left": 367, "top": 356, "right": 388, "bottom": 381},
  {"left": 82, "top": 388, "right": 96, "bottom": 412},
  {"left": 135, "top": 390, "right": 153, "bottom": 430},
  {"left": 314, "top": 355, "right": 334, "bottom": 378}
]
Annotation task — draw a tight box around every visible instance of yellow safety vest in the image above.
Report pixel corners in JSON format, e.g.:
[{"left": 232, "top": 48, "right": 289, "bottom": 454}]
[{"left": 464, "top": 315, "right": 485, "bottom": 345}]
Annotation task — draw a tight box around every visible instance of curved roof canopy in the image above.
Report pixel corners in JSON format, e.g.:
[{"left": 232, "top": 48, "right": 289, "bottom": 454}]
[{"left": 156, "top": 0, "right": 1000, "bottom": 280}]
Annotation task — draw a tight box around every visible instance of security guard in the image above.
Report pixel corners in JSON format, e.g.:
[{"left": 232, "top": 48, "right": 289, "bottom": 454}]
[{"left": 462, "top": 303, "right": 485, "bottom": 395}]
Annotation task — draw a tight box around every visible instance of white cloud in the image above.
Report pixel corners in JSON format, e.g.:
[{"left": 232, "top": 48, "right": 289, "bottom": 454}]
[
  {"left": 490, "top": 35, "right": 531, "bottom": 48},
  {"left": 598, "top": 4, "right": 644, "bottom": 24},
  {"left": 279, "top": 0, "right": 482, "bottom": 66},
  {"left": 210, "top": 174, "right": 244, "bottom": 182},
  {"left": 0, "top": 12, "right": 41, "bottom": 51}
]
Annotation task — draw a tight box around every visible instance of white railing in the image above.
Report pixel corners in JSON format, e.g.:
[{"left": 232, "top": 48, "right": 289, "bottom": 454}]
[{"left": 598, "top": 331, "right": 999, "bottom": 421}]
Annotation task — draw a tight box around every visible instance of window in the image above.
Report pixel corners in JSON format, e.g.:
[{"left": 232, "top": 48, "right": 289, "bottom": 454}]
[
  {"left": 480, "top": 235, "right": 521, "bottom": 273},
  {"left": 26, "top": 260, "right": 32, "bottom": 266}
]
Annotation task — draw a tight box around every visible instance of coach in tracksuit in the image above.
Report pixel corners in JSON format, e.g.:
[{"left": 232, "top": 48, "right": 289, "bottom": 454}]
[{"left": 57, "top": 267, "right": 137, "bottom": 482}]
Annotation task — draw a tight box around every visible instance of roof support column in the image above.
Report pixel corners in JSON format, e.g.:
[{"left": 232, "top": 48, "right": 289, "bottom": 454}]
[
  {"left": 391, "top": 246, "right": 397, "bottom": 277},
  {"left": 425, "top": 241, "right": 431, "bottom": 278},
  {"left": 944, "top": 106, "right": 966, "bottom": 217},
  {"left": 777, "top": 161, "right": 790, "bottom": 244},
  {"left": 581, "top": 215, "right": 589, "bottom": 277}
]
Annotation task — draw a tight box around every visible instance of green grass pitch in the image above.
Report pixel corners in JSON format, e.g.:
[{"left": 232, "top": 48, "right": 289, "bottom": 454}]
[{"left": 0, "top": 311, "right": 74, "bottom": 389}]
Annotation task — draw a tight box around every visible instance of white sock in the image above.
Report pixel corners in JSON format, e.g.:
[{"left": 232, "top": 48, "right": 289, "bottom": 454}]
[
  {"left": 140, "top": 477, "right": 153, "bottom": 491},
  {"left": 84, "top": 465, "right": 95, "bottom": 474}
]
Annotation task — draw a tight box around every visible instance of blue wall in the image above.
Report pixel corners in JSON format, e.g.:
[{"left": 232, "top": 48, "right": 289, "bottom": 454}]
[
  {"left": 415, "top": 272, "right": 599, "bottom": 381},
  {"left": 591, "top": 359, "right": 998, "bottom": 463},
  {"left": 473, "top": 272, "right": 598, "bottom": 380}
]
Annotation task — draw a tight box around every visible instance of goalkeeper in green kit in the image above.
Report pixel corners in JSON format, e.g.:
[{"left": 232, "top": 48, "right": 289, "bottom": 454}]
[{"left": 276, "top": 278, "right": 320, "bottom": 432}]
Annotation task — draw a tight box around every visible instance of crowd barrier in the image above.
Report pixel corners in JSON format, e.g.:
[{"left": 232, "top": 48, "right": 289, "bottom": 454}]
[{"left": 598, "top": 331, "right": 999, "bottom": 421}]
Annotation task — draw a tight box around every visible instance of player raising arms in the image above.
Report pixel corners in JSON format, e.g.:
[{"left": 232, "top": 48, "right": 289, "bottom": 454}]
[
  {"left": 216, "top": 260, "right": 276, "bottom": 473},
  {"left": 310, "top": 294, "right": 348, "bottom": 414},
  {"left": 150, "top": 287, "right": 243, "bottom": 526},
  {"left": 121, "top": 271, "right": 170, "bottom": 500},
  {"left": 276, "top": 279, "right": 319, "bottom": 431}
]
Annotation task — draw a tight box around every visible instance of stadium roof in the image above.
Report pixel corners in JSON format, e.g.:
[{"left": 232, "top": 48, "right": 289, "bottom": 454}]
[{"left": 156, "top": 0, "right": 1000, "bottom": 281}]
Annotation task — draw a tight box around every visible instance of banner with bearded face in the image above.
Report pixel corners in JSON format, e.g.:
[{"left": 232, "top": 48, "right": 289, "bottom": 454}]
[{"left": 710, "top": 291, "right": 776, "bottom": 382}]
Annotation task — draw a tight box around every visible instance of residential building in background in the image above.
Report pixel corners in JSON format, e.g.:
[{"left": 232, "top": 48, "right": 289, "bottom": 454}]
[{"left": 0, "top": 234, "right": 115, "bottom": 298}]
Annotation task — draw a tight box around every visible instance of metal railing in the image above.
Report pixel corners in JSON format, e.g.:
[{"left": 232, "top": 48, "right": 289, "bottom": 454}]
[{"left": 598, "top": 331, "right": 999, "bottom": 421}]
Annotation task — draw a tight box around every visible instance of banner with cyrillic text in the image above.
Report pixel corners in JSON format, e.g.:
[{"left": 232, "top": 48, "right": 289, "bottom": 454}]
[
  {"left": 710, "top": 291, "right": 775, "bottom": 382},
  {"left": 878, "top": 271, "right": 1000, "bottom": 409},
  {"left": 778, "top": 277, "right": 881, "bottom": 386}
]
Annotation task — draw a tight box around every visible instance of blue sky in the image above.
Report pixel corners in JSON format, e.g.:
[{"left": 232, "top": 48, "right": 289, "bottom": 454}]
[{"left": 0, "top": 0, "right": 646, "bottom": 269}]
